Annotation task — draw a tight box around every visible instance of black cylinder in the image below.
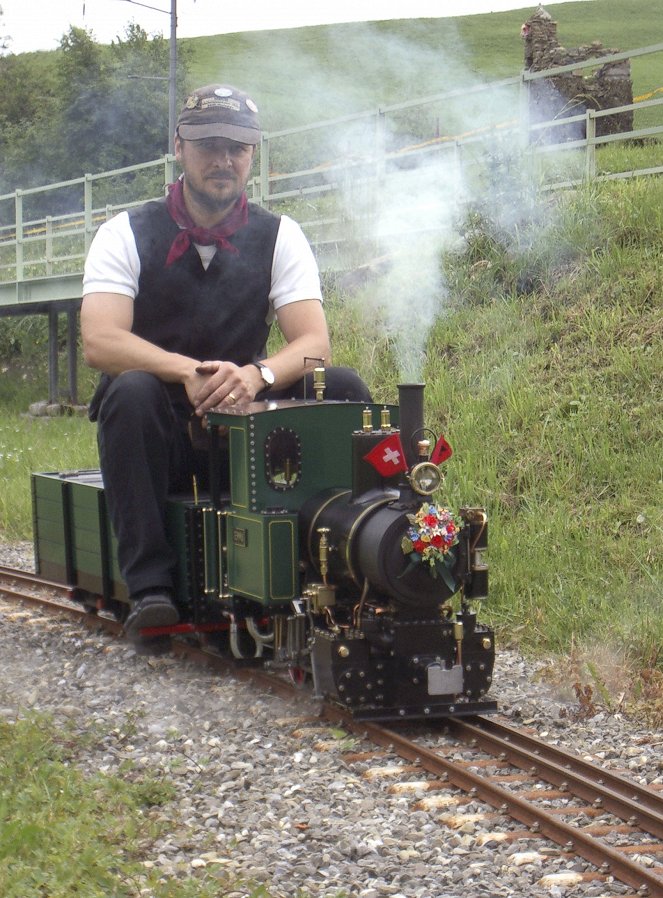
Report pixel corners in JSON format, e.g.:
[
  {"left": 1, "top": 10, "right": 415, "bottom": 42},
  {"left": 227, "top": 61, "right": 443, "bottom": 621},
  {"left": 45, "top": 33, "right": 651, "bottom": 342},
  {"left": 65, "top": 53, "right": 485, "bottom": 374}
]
[{"left": 397, "top": 383, "right": 425, "bottom": 469}]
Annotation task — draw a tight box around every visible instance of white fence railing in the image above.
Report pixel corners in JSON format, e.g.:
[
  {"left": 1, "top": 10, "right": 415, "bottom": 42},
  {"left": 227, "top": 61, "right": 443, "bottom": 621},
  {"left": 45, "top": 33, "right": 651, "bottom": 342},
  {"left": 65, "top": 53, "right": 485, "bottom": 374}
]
[{"left": 1, "top": 42, "right": 662, "bottom": 288}]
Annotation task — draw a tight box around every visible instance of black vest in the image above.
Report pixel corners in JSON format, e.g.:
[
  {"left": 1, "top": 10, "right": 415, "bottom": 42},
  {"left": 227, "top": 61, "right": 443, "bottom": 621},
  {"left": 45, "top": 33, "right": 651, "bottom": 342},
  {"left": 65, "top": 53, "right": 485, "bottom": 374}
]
[
  {"left": 129, "top": 198, "right": 281, "bottom": 364},
  {"left": 88, "top": 199, "right": 281, "bottom": 420}
]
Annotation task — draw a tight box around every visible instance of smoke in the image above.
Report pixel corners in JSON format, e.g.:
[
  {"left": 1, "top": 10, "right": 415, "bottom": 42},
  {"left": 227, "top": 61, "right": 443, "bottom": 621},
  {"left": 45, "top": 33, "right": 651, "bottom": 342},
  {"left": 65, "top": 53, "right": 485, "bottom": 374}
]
[
  {"left": 243, "top": 22, "right": 574, "bottom": 379},
  {"left": 340, "top": 156, "right": 467, "bottom": 382},
  {"left": 314, "top": 27, "right": 521, "bottom": 379}
]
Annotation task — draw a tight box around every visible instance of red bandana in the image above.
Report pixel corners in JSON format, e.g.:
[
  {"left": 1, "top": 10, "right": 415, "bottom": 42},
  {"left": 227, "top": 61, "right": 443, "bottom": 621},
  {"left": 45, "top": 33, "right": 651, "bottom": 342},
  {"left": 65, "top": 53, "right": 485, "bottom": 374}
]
[{"left": 164, "top": 178, "right": 249, "bottom": 266}]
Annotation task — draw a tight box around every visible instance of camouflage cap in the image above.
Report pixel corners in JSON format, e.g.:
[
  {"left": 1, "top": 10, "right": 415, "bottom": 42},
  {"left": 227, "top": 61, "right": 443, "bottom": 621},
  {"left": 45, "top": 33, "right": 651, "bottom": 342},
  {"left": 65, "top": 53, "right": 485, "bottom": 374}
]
[{"left": 176, "top": 84, "right": 261, "bottom": 145}]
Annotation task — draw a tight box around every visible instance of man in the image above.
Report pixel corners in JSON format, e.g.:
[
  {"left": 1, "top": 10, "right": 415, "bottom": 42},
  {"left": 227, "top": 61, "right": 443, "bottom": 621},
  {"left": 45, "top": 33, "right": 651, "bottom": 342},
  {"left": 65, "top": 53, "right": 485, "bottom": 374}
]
[{"left": 81, "top": 84, "right": 370, "bottom": 640}]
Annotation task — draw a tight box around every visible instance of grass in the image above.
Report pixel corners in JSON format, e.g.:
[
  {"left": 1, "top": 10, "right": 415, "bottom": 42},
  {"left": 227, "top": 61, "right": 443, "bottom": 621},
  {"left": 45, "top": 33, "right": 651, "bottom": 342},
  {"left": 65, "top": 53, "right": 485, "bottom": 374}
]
[
  {"left": 183, "top": 0, "right": 663, "bottom": 132},
  {"left": 0, "top": 712, "right": 284, "bottom": 898},
  {"left": 0, "top": 415, "right": 97, "bottom": 540},
  {"left": 0, "top": 353, "right": 99, "bottom": 539}
]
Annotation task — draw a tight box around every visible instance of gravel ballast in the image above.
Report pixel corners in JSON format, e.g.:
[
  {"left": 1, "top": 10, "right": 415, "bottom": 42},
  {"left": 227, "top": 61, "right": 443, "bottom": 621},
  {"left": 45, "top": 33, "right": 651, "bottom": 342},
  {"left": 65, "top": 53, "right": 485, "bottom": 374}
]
[{"left": 0, "top": 541, "right": 660, "bottom": 898}]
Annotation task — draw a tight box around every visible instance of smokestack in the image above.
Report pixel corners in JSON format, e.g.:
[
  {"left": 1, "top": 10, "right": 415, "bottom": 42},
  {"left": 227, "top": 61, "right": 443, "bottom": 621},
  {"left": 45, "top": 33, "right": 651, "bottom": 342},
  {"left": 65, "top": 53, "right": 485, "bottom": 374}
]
[{"left": 397, "top": 383, "right": 425, "bottom": 469}]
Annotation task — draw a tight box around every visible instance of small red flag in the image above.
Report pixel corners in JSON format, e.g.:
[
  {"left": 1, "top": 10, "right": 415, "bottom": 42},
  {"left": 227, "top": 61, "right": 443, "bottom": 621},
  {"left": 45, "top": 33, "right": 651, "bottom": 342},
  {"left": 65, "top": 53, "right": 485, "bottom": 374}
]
[
  {"left": 363, "top": 433, "right": 408, "bottom": 476},
  {"left": 430, "top": 434, "right": 453, "bottom": 465}
]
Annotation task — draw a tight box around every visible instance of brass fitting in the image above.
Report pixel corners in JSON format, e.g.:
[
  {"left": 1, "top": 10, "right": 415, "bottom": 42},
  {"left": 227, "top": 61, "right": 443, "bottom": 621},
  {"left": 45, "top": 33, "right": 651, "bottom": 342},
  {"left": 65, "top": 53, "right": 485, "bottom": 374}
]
[
  {"left": 304, "top": 583, "right": 337, "bottom": 613},
  {"left": 454, "top": 620, "right": 464, "bottom": 667},
  {"left": 313, "top": 367, "right": 326, "bottom": 401},
  {"left": 317, "top": 527, "right": 331, "bottom": 584}
]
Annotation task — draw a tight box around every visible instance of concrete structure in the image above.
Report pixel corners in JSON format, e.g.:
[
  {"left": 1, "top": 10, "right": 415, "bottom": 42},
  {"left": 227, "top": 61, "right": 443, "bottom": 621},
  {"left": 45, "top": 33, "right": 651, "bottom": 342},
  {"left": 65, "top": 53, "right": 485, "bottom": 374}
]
[{"left": 521, "top": 5, "right": 633, "bottom": 141}]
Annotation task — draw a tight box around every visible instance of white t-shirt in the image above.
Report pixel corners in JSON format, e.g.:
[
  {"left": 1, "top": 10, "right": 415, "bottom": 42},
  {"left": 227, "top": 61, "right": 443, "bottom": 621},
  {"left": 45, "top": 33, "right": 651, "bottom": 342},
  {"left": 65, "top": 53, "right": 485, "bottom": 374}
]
[{"left": 83, "top": 208, "right": 322, "bottom": 324}]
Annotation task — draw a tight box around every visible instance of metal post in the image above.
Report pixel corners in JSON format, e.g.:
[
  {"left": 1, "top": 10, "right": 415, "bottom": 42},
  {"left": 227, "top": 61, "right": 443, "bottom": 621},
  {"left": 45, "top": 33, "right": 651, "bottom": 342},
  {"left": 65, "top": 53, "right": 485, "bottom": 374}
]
[
  {"left": 259, "top": 132, "right": 269, "bottom": 208},
  {"left": 164, "top": 153, "right": 176, "bottom": 188},
  {"left": 45, "top": 217, "right": 53, "bottom": 277},
  {"left": 168, "top": 0, "right": 177, "bottom": 156},
  {"left": 375, "top": 108, "right": 386, "bottom": 183},
  {"left": 48, "top": 307, "right": 59, "bottom": 405},
  {"left": 84, "top": 174, "right": 94, "bottom": 254},
  {"left": 14, "top": 190, "right": 23, "bottom": 281},
  {"left": 519, "top": 71, "right": 531, "bottom": 149},
  {"left": 584, "top": 109, "right": 596, "bottom": 181},
  {"left": 67, "top": 304, "right": 78, "bottom": 406}
]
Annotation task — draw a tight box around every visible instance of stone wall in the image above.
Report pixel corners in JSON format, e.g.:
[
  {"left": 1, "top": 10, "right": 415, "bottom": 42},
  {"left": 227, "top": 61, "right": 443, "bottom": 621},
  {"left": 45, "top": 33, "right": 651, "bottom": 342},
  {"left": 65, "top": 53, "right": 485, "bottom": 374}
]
[{"left": 521, "top": 5, "right": 633, "bottom": 141}]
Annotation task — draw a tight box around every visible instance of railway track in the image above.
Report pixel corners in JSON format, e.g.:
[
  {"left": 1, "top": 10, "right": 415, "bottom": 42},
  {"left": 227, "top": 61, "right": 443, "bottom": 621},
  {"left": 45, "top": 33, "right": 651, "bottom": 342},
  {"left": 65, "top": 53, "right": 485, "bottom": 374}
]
[
  {"left": 319, "top": 710, "right": 663, "bottom": 897},
  {"left": 2, "top": 565, "right": 662, "bottom": 897}
]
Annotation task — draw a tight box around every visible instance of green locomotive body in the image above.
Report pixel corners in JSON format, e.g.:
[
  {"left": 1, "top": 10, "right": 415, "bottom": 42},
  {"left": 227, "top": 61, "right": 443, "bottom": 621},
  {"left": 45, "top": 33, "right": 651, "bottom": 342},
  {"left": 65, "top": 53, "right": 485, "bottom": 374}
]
[{"left": 32, "top": 386, "right": 496, "bottom": 721}]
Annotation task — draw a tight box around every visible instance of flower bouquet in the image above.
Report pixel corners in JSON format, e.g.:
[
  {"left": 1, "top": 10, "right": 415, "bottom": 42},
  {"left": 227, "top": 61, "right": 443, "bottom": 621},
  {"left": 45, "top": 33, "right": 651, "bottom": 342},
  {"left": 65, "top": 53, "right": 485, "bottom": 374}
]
[{"left": 401, "top": 503, "right": 461, "bottom": 591}]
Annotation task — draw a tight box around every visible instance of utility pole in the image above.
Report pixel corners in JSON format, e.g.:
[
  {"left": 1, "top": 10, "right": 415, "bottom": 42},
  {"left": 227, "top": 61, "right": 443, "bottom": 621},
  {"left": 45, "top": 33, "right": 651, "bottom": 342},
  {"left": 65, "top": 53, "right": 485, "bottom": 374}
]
[
  {"left": 169, "top": 0, "right": 177, "bottom": 155},
  {"left": 120, "top": 0, "right": 178, "bottom": 155}
]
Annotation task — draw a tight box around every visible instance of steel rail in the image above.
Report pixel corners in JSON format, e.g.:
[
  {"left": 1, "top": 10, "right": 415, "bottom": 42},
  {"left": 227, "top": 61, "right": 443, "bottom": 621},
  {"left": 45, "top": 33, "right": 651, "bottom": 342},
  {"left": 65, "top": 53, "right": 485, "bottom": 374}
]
[
  {"left": 0, "top": 567, "right": 85, "bottom": 609},
  {"left": 0, "top": 570, "right": 124, "bottom": 636},
  {"left": 322, "top": 707, "right": 663, "bottom": 898},
  {"left": 450, "top": 716, "right": 663, "bottom": 836},
  {"left": 0, "top": 567, "right": 307, "bottom": 706}
]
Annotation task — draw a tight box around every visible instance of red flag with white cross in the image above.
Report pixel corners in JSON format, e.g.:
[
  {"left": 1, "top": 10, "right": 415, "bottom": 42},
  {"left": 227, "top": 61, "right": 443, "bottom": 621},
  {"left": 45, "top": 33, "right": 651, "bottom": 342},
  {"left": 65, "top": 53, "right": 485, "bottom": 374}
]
[{"left": 363, "top": 433, "right": 408, "bottom": 476}]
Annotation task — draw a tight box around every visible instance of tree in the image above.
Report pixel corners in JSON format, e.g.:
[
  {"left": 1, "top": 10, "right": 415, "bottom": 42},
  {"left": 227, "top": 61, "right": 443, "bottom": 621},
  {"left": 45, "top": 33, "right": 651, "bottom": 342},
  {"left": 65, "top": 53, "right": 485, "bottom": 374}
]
[
  {"left": 0, "top": 21, "right": 190, "bottom": 198},
  {"left": 0, "top": 4, "right": 11, "bottom": 56},
  {"left": 106, "top": 22, "right": 189, "bottom": 164},
  {"left": 54, "top": 27, "right": 113, "bottom": 179},
  {"left": 0, "top": 50, "right": 60, "bottom": 203},
  {"left": 56, "top": 22, "right": 190, "bottom": 173}
]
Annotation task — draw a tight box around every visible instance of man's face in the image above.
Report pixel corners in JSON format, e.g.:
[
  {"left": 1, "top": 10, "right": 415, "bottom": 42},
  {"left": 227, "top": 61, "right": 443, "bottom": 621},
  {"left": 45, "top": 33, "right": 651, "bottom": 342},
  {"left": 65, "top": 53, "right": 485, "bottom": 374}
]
[{"left": 175, "top": 135, "right": 255, "bottom": 220}]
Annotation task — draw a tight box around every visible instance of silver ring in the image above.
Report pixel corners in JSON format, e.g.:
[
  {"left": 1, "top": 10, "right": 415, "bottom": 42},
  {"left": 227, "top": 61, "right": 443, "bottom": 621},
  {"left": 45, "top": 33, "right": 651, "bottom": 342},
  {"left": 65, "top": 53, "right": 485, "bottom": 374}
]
[{"left": 227, "top": 392, "right": 237, "bottom": 404}]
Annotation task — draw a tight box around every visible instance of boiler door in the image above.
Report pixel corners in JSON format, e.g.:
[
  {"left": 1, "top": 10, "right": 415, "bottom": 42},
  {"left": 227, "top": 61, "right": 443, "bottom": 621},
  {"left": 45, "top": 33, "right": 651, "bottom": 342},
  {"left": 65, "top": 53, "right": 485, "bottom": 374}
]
[{"left": 356, "top": 506, "right": 458, "bottom": 611}]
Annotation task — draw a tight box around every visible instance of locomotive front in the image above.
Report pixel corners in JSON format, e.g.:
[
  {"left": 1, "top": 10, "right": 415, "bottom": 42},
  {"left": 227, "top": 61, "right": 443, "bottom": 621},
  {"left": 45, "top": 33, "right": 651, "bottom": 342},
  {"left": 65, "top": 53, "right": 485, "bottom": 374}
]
[{"left": 294, "top": 383, "right": 495, "bottom": 720}]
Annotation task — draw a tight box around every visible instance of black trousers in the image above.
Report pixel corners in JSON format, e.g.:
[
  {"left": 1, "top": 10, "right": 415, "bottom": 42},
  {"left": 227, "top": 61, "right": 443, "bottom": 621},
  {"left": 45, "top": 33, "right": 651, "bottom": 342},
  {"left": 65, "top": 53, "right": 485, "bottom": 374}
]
[{"left": 96, "top": 368, "right": 372, "bottom": 596}]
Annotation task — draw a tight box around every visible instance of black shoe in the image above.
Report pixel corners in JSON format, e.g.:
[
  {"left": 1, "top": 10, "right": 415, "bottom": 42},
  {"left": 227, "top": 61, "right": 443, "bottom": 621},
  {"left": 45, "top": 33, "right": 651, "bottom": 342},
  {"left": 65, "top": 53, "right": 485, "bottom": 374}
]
[{"left": 124, "top": 592, "right": 179, "bottom": 639}]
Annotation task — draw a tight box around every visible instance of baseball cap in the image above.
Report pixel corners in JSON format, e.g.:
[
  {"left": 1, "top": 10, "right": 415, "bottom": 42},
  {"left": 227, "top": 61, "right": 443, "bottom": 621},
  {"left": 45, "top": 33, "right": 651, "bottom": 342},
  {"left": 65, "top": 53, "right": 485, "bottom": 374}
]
[{"left": 176, "top": 84, "right": 261, "bottom": 145}]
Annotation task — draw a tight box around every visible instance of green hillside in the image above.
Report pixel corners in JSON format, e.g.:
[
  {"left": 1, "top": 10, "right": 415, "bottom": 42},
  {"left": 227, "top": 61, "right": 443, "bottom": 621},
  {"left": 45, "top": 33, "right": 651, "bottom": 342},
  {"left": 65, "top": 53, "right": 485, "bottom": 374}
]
[{"left": 182, "top": 0, "right": 662, "bottom": 130}]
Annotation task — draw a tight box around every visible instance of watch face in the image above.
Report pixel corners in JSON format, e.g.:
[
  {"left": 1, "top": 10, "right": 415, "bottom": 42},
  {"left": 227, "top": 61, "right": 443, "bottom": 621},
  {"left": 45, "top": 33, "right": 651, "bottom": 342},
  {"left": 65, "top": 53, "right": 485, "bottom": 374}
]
[{"left": 258, "top": 363, "right": 275, "bottom": 386}]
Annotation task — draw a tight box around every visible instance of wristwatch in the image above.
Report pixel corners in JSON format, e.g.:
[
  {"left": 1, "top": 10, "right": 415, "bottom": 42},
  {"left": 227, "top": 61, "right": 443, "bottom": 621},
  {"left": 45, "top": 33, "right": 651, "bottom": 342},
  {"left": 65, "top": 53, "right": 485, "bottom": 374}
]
[{"left": 251, "top": 361, "right": 275, "bottom": 390}]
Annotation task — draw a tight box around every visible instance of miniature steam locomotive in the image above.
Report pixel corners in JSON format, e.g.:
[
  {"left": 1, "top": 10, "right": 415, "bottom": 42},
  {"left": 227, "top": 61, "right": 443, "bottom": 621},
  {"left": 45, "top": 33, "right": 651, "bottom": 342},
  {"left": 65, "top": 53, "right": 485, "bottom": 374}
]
[{"left": 32, "top": 380, "right": 495, "bottom": 721}]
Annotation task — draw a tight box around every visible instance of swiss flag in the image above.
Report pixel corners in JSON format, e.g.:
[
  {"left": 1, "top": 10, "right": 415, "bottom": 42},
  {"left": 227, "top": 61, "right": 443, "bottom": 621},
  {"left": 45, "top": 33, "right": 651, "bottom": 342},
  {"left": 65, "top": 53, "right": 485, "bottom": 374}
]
[
  {"left": 363, "top": 433, "right": 408, "bottom": 476},
  {"left": 430, "top": 434, "right": 453, "bottom": 465}
]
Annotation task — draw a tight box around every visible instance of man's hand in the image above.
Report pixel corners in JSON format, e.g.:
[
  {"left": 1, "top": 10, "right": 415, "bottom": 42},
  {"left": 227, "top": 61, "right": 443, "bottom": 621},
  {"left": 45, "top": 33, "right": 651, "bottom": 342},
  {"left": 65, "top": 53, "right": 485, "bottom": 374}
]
[{"left": 186, "top": 360, "right": 263, "bottom": 414}]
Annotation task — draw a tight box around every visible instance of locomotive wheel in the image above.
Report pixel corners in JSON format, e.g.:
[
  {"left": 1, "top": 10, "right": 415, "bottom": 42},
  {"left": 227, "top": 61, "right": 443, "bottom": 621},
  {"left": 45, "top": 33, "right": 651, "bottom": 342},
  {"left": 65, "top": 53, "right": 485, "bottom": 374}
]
[
  {"left": 288, "top": 666, "right": 309, "bottom": 688},
  {"left": 71, "top": 588, "right": 101, "bottom": 615}
]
